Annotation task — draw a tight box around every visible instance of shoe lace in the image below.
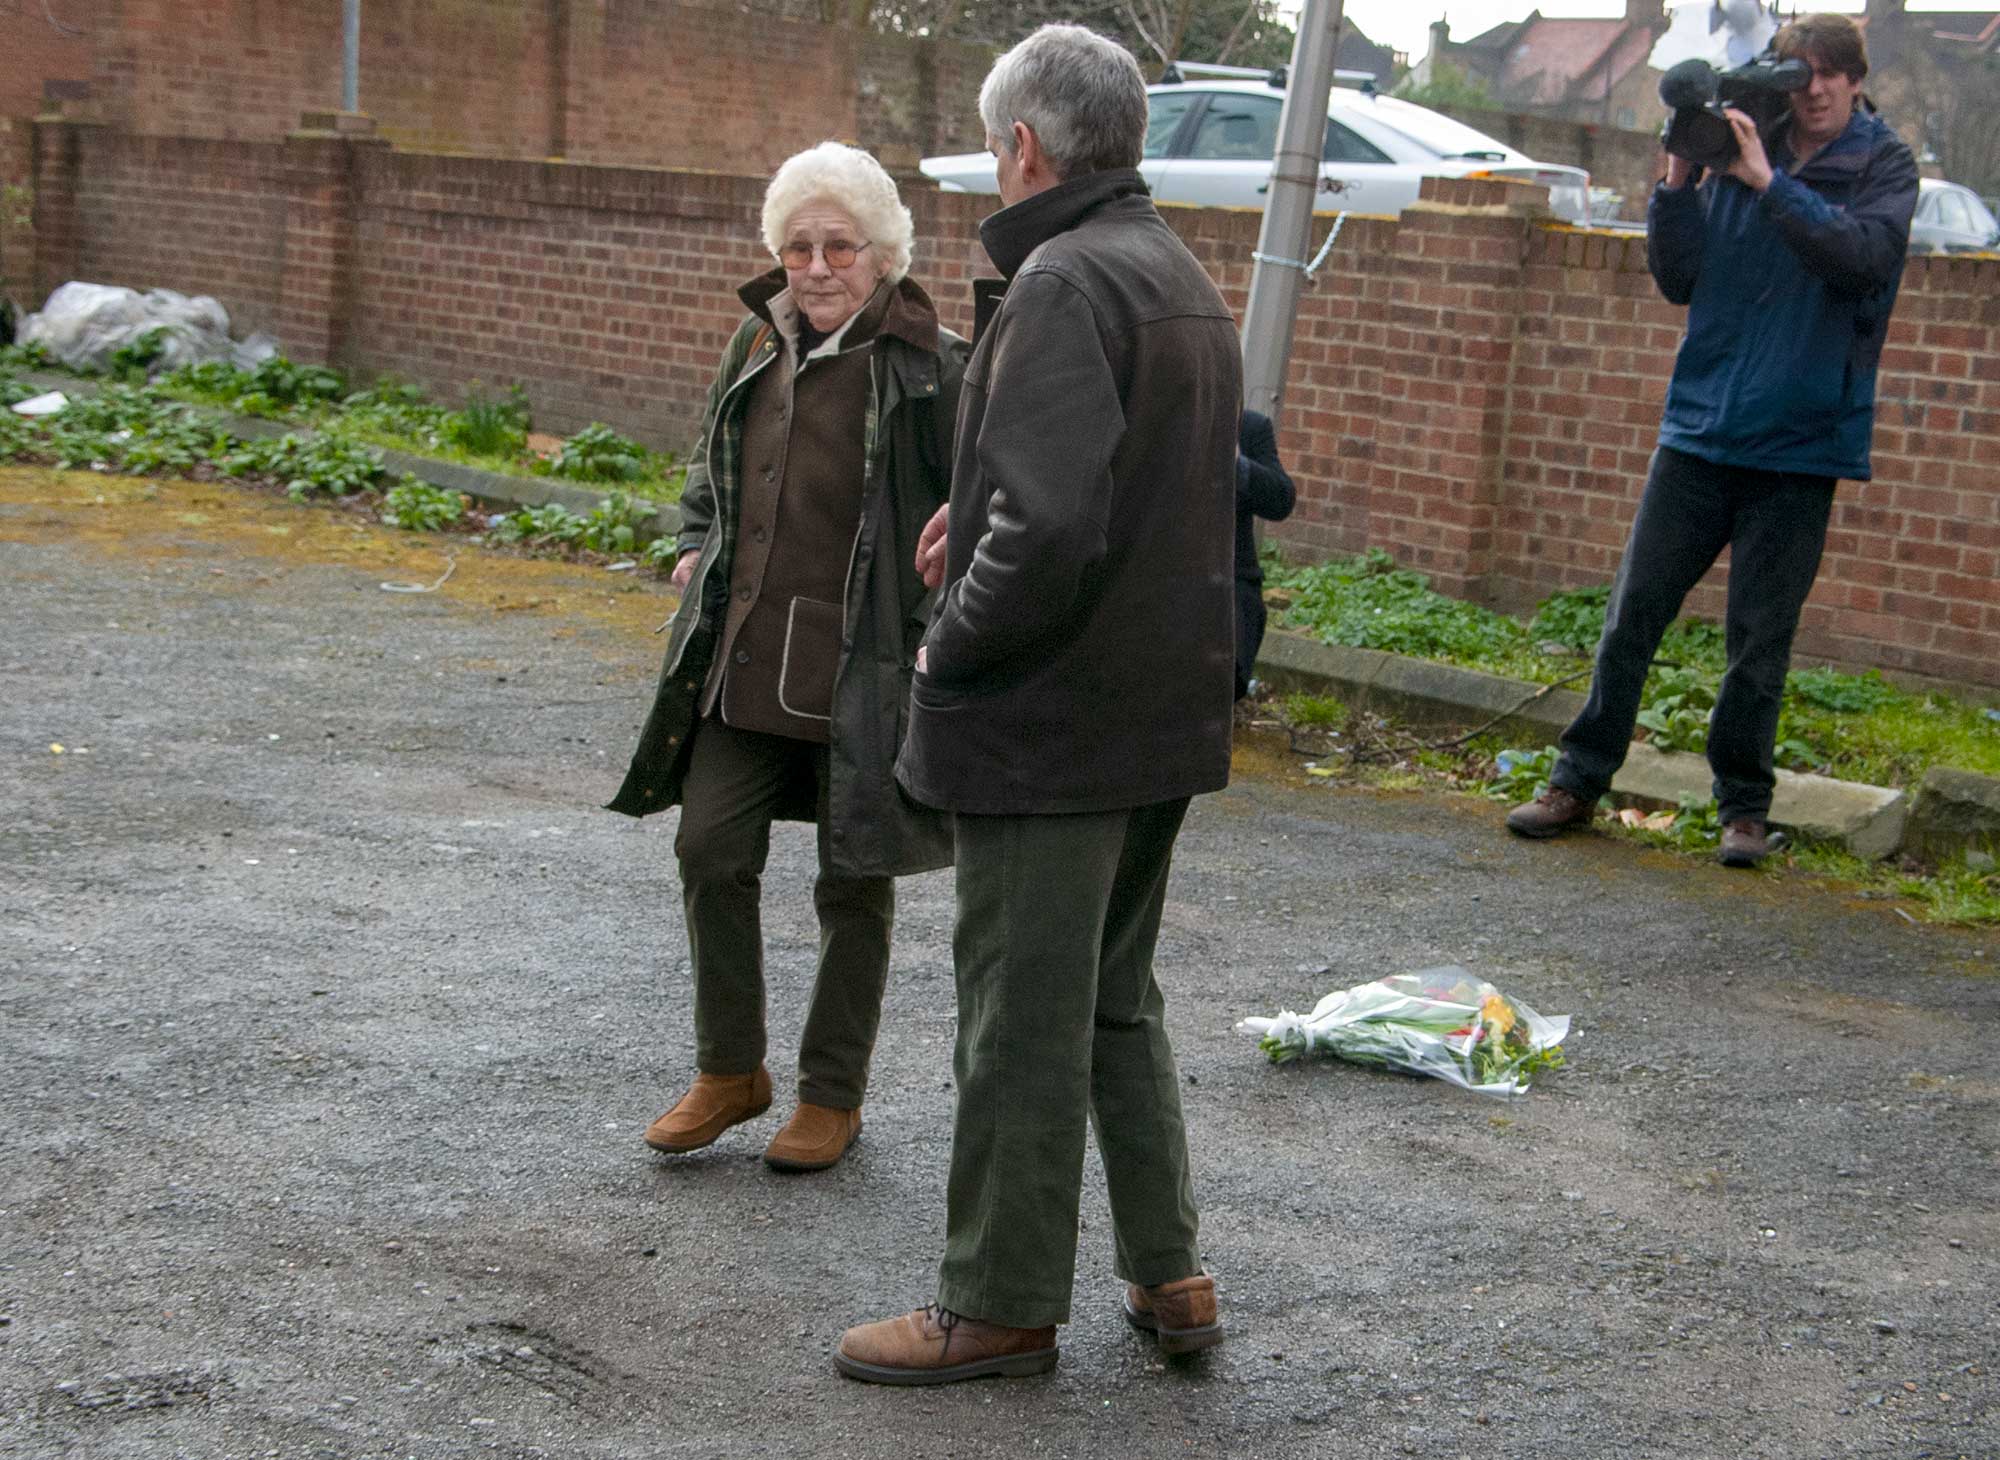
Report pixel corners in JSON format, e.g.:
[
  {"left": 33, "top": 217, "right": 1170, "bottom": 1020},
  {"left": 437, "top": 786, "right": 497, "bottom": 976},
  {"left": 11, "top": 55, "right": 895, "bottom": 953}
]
[{"left": 922, "top": 1302, "right": 962, "bottom": 1357}]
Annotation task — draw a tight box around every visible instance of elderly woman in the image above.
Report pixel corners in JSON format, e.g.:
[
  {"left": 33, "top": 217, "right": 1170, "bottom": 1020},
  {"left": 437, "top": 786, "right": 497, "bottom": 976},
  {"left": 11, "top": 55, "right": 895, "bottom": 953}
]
[{"left": 608, "top": 142, "right": 966, "bottom": 1173}]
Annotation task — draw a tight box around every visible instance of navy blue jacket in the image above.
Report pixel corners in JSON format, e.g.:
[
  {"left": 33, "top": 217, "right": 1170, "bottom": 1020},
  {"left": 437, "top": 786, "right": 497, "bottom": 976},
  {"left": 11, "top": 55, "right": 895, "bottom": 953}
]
[{"left": 1647, "top": 106, "right": 1917, "bottom": 481}]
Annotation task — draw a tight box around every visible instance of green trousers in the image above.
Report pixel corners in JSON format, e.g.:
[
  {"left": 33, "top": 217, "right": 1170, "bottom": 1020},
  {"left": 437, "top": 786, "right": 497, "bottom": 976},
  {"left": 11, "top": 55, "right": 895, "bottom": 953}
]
[
  {"left": 673, "top": 716, "right": 894, "bottom": 1110},
  {"left": 935, "top": 799, "right": 1203, "bottom": 1329}
]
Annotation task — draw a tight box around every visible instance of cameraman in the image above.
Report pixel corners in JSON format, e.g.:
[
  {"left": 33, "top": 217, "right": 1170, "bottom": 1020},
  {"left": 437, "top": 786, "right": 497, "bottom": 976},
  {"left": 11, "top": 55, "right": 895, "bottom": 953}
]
[{"left": 1506, "top": 12, "right": 1917, "bottom": 867}]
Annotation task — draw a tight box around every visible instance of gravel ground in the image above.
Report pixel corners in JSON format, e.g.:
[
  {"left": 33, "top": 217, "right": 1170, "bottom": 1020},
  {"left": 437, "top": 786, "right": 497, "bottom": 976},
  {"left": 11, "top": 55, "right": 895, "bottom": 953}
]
[{"left": 2, "top": 466, "right": 1996, "bottom": 1460}]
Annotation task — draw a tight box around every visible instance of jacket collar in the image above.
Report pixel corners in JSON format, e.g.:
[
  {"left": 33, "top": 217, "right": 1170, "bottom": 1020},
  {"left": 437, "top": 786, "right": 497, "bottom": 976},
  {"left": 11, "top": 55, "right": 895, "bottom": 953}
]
[
  {"left": 977, "top": 168, "right": 1152, "bottom": 280},
  {"left": 737, "top": 269, "right": 943, "bottom": 357},
  {"left": 1777, "top": 104, "right": 1885, "bottom": 180}
]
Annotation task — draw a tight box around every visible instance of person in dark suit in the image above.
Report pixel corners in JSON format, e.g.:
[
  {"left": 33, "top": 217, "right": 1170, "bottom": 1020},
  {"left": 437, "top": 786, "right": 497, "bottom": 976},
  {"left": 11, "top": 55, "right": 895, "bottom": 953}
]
[{"left": 1233, "top": 408, "right": 1295, "bottom": 699}]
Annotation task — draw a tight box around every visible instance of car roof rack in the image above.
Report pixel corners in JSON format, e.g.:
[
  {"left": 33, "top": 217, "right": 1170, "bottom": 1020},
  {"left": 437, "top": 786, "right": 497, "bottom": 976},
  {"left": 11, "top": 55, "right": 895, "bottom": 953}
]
[{"left": 1158, "top": 59, "right": 1381, "bottom": 94}]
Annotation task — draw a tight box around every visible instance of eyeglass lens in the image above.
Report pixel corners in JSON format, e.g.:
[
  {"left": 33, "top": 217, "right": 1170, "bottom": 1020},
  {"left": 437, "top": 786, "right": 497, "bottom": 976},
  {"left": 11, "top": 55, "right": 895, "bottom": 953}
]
[{"left": 781, "top": 240, "right": 866, "bottom": 268}]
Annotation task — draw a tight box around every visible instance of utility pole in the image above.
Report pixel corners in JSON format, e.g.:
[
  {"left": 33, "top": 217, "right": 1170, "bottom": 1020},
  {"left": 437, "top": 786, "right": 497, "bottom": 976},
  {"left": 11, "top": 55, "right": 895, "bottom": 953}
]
[
  {"left": 1239, "top": 0, "right": 1345, "bottom": 426},
  {"left": 343, "top": 0, "right": 361, "bottom": 112}
]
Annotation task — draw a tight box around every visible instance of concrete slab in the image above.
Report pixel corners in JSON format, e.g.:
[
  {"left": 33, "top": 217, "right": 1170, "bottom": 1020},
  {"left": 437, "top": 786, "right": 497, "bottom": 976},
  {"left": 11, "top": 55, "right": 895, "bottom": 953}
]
[
  {"left": 1255, "top": 629, "right": 1587, "bottom": 738},
  {"left": 1904, "top": 767, "right": 2000, "bottom": 865},
  {"left": 1610, "top": 743, "right": 1908, "bottom": 858}
]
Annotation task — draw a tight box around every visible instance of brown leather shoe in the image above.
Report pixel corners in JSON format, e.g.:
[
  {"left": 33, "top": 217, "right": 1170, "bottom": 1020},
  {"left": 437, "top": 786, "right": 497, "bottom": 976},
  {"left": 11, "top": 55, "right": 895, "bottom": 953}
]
[
  {"left": 642, "top": 1067, "right": 772, "bottom": 1154},
  {"left": 835, "top": 1304, "right": 1058, "bottom": 1386},
  {"left": 1505, "top": 786, "right": 1596, "bottom": 839},
  {"left": 763, "top": 1102, "right": 861, "bottom": 1172},
  {"left": 1123, "top": 1273, "right": 1224, "bottom": 1355},
  {"left": 1718, "top": 818, "right": 1770, "bottom": 868}
]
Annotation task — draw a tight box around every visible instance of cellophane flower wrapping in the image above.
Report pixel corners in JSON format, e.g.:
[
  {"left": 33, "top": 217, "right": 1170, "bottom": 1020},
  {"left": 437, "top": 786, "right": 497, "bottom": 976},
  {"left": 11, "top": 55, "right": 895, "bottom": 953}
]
[{"left": 1236, "top": 966, "right": 1569, "bottom": 1096}]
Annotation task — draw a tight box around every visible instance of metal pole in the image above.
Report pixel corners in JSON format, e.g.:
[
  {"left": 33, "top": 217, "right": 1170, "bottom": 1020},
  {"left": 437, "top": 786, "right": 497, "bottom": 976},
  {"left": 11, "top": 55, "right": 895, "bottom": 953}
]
[
  {"left": 1239, "top": 0, "right": 1344, "bottom": 428},
  {"left": 342, "top": 0, "right": 361, "bottom": 113}
]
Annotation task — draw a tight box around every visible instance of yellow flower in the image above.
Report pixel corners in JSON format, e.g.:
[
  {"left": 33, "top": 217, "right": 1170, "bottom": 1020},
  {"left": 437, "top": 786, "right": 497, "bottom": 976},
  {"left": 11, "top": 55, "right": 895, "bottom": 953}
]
[{"left": 1480, "top": 993, "right": 1517, "bottom": 1037}]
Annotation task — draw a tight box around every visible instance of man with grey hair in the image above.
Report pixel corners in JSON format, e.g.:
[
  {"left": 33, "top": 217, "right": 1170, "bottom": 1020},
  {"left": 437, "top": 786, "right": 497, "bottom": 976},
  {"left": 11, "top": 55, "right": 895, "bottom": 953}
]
[{"left": 836, "top": 23, "right": 1242, "bottom": 1384}]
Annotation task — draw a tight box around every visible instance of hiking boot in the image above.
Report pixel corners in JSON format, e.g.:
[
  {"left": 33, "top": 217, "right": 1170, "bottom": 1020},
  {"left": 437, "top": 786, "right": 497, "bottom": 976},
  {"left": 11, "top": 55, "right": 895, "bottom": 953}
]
[
  {"left": 835, "top": 1304, "right": 1058, "bottom": 1386},
  {"left": 1505, "top": 786, "right": 1596, "bottom": 839},
  {"left": 1123, "top": 1272, "right": 1224, "bottom": 1355},
  {"left": 642, "top": 1067, "right": 772, "bottom": 1154},
  {"left": 1718, "top": 819, "right": 1770, "bottom": 868},
  {"left": 763, "top": 1102, "right": 861, "bottom": 1172}
]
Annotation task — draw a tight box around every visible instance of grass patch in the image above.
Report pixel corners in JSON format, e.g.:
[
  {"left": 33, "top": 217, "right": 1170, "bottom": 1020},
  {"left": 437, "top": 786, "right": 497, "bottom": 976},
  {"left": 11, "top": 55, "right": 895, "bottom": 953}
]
[{"left": 1267, "top": 549, "right": 2000, "bottom": 793}]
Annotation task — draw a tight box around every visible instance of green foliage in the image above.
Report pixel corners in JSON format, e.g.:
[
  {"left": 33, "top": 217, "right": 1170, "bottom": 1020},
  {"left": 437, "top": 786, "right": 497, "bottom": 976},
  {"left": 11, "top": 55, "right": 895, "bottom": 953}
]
[
  {"left": 108, "top": 328, "right": 170, "bottom": 384},
  {"left": 640, "top": 534, "right": 682, "bottom": 570},
  {"left": 380, "top": 475, "right": 467, "bottom": 532},
  {"left": 1787, "top": 666, "right": 1898, "bottom": 714},
  {"left": 549, "top": 422, "right": 648, "bottom": 484},
  {"left": 492, "top": 501, "right": 587, "bottom": 547},
  {"left": 577, "top": 491, "right": 652, "bottom": 554},
  {"left": 1528, "top": 584, "right": 1610, "bottom": 652},
  {"left": 1483, "top": 745, "right": 1559, "bottom": 803},
  {"left": 1395, "top": 60, "right": 1492, "bottom": 110},
  {"left": 441, "top": 384, "right": 530, "bottom": 457},
  {"left": 0, "top": 340, "right": 51, "bottom": 371},
  {"left": 248, "top": 355, "right": 347, "bottom": 409},
  {"left": 1635, "top": 666, "right": 1715, "bottom": 753},
  {"left": 1271, "top": 548, "right": 1528, "bottom": 662},
  {"left": 1658, "top": 617, "right": 1727, "bottom": 672},
  {"left": 220, "top": 432, "right": 385, "bottom": 499},
  {"left": 1282, "top": 692, "right": 1349, "bottom": 731},
  {"left": 1893, "top": 858, "right": 2000, "bottom": 926}
]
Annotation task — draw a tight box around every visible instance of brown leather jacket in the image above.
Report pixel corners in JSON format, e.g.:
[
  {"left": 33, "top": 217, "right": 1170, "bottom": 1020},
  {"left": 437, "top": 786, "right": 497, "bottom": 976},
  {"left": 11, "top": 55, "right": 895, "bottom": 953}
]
[{"left": 895, "top": 169, "right": 1242, "bottom": 816}]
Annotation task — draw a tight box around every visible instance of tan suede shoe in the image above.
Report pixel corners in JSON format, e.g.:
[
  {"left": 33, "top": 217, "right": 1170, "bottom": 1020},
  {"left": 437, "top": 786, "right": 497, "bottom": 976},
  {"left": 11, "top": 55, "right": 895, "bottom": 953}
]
[
  {"left": 835, "top": 1304, "right": 1058, "bottom": 1386},
  {"left": 642, "top": 1067, "right": 772, "bottom": 1154},
  {"left": 1123, "top": 1272, "right": 1224, "bottom": 1355},
  {"left": 763, "top": 1102, "right": 861, "bottom": 1172}
]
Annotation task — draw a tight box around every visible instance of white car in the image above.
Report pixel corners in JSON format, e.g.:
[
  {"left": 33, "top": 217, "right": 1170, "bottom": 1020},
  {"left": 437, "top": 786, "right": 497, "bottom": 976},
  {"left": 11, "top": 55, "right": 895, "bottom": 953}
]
[
  {"left": 1909, "top": 177, "right": 1999, "bottom": 254},
  {"left": 921, "top": 70, "right": 1592, "bottom": 224}
]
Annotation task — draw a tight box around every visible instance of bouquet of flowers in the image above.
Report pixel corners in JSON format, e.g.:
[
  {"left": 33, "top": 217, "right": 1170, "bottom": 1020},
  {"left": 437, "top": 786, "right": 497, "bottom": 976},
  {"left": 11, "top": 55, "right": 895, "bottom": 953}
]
[{"left": 1236, "top": 966, "right": 1569, "bottom": 1096}]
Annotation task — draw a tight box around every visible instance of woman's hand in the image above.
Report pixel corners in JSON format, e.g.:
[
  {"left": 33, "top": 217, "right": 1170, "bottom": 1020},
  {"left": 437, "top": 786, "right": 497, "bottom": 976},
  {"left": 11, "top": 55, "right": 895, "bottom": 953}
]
[
  {"left": 671, "top": 549, "right": 700, "bottom": 592},
  {"left": 915, "top": 504, "right": 949, "bottom": 590}
]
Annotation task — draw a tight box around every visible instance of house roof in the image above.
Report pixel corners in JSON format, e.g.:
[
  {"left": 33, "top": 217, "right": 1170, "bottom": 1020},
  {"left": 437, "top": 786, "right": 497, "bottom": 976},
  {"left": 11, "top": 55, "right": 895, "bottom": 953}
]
[{"left": 1458, "top": 13, "right": 1651, "bottom": 107}]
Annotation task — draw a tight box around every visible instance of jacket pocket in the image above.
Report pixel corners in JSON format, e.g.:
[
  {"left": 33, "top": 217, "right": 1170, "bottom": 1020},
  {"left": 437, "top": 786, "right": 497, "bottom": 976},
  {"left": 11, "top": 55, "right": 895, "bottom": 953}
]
[{"left": 778, "top": 597, "right": 842, "bottom": 722}]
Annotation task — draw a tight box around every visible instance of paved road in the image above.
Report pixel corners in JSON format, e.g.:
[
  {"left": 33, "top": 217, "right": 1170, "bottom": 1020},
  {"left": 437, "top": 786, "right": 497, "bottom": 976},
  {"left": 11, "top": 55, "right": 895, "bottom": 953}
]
[{"left": 2, "top": 466, "right": 1995, "bottom": 1460}]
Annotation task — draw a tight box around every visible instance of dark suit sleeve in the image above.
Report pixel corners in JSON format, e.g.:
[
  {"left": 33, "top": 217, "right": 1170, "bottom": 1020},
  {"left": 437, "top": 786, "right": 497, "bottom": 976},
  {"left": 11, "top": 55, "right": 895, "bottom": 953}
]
[{"left": 1236, "top": 411, "right": 1295, "bottom": 523}]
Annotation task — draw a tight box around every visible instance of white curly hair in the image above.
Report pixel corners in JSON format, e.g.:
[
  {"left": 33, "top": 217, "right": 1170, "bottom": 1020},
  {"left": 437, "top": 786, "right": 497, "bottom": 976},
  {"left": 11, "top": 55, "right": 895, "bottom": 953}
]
[{"left": 760, "top": 142, "right": 914, "bottom": 285}]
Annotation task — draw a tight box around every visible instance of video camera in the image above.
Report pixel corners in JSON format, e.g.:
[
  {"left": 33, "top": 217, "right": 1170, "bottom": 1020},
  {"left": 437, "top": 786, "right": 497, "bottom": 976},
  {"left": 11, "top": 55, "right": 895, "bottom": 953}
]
[{"left": 1658, "top": 52, "right": 1810, "bottom": 169}]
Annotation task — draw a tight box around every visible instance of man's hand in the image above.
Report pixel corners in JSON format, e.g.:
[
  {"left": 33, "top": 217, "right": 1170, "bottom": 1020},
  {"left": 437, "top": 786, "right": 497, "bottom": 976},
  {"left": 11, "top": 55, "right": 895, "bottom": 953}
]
[
  {"left": 915, "top": 503, "right": 949, "bottom": 590},
  {"left": 1664, "top": 153, "right": 1698, "bottom": 189},
  {"left": 916, "top": 645, "right": 927, "bottom": 674},
  {"left": 1721, "top": 108, "right": 1774, "bottom": 192},
  {"left": 671, "top": 548, "right": 700, "bottom": 591}
]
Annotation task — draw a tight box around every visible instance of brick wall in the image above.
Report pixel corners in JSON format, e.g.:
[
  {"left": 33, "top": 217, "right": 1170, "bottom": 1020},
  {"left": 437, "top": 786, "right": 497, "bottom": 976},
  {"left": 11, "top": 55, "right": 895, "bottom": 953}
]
[
  {"left": 1, "top": 0, "right": 96, "bottom": 123},
  {"left": 27, "top": 124, "right": 2000, "bottom": 690},
  {"left": 75, "top": 0, "right": 991, "bottom": 172},
  {"left": 1, "top": 120, "right": 33, "bottom": 307},
  {"left": 54, "top": 128, "right": 288, "bottom": 337}
]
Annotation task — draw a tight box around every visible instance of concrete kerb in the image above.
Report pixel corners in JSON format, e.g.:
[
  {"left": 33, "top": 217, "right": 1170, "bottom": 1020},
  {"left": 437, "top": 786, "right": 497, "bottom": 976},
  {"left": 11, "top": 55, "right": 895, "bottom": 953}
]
[
  {"left": 19, "top": 368, "right": 684, "bottom": 543},
  {"left": 1253, "top": 627, "right": 1920, "bottom": 861}
]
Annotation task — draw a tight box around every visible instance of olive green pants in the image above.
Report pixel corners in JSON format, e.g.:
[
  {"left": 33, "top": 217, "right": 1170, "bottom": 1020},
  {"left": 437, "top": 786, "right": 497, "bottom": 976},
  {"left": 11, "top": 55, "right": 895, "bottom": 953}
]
[
  {"left": 674, "top": 716, "right": 893, "bottom": 1110},
  {"left": 935, "top": 799, "right": 1203, "bottom": 1329}
]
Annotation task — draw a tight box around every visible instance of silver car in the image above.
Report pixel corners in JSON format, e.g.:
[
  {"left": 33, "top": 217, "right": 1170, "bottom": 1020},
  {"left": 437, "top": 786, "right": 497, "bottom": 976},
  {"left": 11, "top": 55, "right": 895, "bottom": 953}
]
[
  {"left": 1909, "top": 178, "right": 1999, "bottom": 254},
  {"left": 920, "top": 71, "right": 1592, "bottom": 224}
]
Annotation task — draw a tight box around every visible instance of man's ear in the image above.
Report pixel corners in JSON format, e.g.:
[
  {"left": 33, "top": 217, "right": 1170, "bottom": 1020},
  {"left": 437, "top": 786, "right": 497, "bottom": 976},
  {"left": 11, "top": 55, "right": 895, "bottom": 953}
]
[{"left": 1013, "top": 121, "right": 1053, "bottom": 187}]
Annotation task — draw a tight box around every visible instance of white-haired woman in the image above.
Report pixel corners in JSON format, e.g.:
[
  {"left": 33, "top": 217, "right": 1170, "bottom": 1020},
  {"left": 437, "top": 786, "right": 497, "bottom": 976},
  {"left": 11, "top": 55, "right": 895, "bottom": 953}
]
[{"left": 609, "top": 142, "right": 967, "bottom": 1172}]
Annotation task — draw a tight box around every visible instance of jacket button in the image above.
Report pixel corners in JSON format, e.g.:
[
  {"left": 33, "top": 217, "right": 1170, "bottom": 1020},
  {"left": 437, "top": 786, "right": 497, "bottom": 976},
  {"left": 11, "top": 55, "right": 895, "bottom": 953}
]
[
  {"left": 737, "top": 587, "right": 751, "bottom": 601},
  {"left": 762, "top": 467, "right": 775, "bottom": 482},
  {"left": 735, "top": 650, "right": 750, "bottom": 665},
  {"left": 752, "top": 527, "right": 767, "bottom": 542}
]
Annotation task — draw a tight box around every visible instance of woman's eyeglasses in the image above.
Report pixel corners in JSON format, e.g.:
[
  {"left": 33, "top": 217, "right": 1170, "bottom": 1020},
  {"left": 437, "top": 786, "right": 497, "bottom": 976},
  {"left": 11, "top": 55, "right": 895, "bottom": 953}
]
[{"left": 780, "top": 239, "right": 872, "bottom": 270}]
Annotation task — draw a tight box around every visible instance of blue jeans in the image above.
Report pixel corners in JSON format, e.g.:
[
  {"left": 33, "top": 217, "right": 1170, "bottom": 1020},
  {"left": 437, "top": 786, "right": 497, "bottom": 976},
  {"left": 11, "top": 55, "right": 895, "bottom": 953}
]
[{"left": 1550, "top": 445, "right": 1835, "bottom": 825}]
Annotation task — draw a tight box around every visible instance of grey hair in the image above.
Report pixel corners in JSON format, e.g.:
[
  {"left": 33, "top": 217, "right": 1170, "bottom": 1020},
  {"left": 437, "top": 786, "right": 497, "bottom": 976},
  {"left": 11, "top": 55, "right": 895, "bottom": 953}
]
[
  {"left": 760, "top": 141, "right": 914, "bottom": 284},
  {"left": 978, "top": 24, "right": 1148, "bottom": 180}
]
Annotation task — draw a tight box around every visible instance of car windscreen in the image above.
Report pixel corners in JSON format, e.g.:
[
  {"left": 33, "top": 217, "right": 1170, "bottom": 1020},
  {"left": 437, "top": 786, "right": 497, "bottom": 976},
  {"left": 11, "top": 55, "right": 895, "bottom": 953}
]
[{"left": 1339, "top": 95, "right": 1517, "bottom": 161}]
